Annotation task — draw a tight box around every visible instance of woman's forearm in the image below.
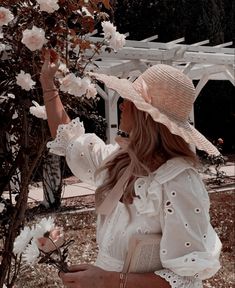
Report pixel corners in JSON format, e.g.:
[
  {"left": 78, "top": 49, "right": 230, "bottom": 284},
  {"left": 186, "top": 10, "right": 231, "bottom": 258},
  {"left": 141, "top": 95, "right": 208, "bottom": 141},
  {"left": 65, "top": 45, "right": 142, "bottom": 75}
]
[
  {"left": 40, "top": 50, "right": 70, "bottom": 138},
  {"left": 109, "top": 271, "right": 171, "bottom": 288},
  {"left": 42, "top": 85, "right": 70, "bottom": 138}
]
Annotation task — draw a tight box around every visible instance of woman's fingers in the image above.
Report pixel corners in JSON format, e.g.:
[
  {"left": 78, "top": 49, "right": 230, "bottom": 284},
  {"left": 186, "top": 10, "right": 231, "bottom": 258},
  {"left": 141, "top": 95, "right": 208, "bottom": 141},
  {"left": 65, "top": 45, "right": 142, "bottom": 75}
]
[
  {"left": 41, "top": 48, "right": 50, "bottom": 65},
  {"left": 44, "top": 50, "right": 50, "bottom": 63},
  {"left": 42, "top": 48, "right": 59, "bottom": 66},
  {"left": 50, "top": 49, "right": 59, "bottom": 63},
  {"left": 68, "top": 264, "right": 90, "bottom": 272},
  {"left": 61, "top": 272, "right": 78, "bottom": 281}
]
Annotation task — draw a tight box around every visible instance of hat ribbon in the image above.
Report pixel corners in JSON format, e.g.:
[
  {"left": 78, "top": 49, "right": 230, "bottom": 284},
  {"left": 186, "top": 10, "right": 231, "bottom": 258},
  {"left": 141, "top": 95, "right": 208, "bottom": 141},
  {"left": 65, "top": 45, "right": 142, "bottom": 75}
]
[
  {"left": 137, "top": 78, "right": 152, "bottom": 104},
  {"left": 96, "top": 165, "right": 131, "bottom": 215}
]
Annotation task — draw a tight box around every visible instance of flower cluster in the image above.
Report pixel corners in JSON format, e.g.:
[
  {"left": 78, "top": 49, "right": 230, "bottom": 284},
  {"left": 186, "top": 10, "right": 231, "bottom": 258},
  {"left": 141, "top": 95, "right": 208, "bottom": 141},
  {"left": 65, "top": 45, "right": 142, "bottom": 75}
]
[
  {"left": 60, "top": 74, "right": 97, "bottom": 98},
  {"left": 0, "top": 1, "right": 116, "bottom": 285},
  {"left": 0, "top": 7, "right": 14, "bottom": 26},
  {"left": 0, "top": 3, "right": 126, "bottom": 120},
  {"left": 14, "top": 217, "right": 70, "bottom": 271},
  {"left": 36, "top": 0, "right": 60, "bottom": 13},
  {"left": 102, "top": 21, "right": 126, "bottom": 51},
  {"left": 21, "top": 25, "right": 47, "bottom": 51},
  {"left": 0, "top": 202, "right": 5, "bottom": 213},
  {"left": 29, "top": 100, "right": 47, "bottom": 120},
  {"left": 16, "top": 70, "right": 36, "bottom": 91}
]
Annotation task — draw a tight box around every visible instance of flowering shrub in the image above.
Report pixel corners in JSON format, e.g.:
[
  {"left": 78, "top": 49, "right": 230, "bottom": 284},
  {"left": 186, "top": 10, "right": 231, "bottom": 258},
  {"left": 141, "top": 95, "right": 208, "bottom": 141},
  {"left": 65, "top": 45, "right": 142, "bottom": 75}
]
[{"left": 0, "top": 0, "right": 125, "bottom": 286}]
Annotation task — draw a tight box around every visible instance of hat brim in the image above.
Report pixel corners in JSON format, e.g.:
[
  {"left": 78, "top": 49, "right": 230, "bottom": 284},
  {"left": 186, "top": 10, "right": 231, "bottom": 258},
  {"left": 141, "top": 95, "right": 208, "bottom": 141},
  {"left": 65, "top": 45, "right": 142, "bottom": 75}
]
[{"left": 90, "top": 72, "right": 220, "bottom": 156}]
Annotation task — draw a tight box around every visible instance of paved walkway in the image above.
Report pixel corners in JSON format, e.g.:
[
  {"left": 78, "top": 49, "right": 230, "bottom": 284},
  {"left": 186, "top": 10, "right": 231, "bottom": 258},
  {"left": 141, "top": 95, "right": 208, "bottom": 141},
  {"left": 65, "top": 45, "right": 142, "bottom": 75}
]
[
  {"left": 28, "top": 181, "right": 96, "bottom": 203},
  {"left": 27, "top": 160, "right": 234, "bottom": 204}
]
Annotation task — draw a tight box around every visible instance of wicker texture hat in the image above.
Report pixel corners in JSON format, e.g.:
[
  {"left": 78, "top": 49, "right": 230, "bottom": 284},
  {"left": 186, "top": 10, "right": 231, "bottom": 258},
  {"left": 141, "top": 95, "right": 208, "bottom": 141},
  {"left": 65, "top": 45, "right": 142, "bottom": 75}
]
[{"left": 90, "top": 64, "right": 219, "bottom": 156}]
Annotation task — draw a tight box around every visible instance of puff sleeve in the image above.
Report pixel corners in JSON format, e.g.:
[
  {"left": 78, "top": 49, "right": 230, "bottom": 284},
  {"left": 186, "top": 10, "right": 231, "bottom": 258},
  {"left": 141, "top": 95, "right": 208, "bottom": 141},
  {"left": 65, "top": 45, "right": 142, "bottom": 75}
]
[
  {"left": 47, "top": 118, "right": 118, "bottom": 186},
  {"left": 154, "top": 165, "right": 221, "bottom": 287}
]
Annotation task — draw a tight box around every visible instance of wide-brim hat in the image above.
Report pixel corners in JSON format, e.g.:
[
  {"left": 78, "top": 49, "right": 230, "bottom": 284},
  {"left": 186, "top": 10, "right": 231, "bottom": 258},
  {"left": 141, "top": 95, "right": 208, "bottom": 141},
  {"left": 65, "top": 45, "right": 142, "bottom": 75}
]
[{"left": 90, "top": 64, "right": 220, "bottom": 156}]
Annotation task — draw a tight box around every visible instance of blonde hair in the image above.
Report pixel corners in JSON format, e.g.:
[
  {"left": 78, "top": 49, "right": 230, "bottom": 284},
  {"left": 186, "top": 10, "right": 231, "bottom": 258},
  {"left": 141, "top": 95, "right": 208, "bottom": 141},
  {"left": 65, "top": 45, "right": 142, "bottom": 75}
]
[{"left": 96, "top": 103, "right": 198, "bottom": 205}]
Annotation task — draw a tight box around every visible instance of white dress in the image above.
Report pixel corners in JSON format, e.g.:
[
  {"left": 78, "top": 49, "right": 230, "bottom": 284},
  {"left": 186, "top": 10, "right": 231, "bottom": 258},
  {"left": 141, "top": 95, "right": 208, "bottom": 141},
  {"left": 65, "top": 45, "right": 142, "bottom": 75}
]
[{"left": 47, "top": 118, "right": 222, "bottom": 288}]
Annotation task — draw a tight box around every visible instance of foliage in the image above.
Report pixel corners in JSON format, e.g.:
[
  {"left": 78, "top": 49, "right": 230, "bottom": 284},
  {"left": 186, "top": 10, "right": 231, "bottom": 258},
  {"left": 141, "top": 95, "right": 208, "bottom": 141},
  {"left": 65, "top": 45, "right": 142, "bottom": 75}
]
[
  {"left": 114, "top": 0, "right": 234, "bottom": 44},
  {"left": 0, "top": 1, "right": 119, "bottom": 287}
]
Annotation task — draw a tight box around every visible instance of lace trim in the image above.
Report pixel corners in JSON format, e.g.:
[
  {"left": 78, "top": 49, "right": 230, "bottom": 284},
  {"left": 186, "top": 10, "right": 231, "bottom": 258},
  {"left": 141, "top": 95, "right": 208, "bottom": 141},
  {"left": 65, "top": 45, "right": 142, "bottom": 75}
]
[
  {"left": 155, "top": 269, "right": 203, "bottom": 288},
  {"left": 47, "top": 118, "right": 85, "bottom": 156}
]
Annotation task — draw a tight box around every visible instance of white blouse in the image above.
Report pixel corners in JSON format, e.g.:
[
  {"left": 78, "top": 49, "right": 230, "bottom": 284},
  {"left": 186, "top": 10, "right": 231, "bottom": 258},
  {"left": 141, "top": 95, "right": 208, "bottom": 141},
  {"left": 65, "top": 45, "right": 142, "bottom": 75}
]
[{"left": 47, "top": 118, "right": 222, "bottom": 288}]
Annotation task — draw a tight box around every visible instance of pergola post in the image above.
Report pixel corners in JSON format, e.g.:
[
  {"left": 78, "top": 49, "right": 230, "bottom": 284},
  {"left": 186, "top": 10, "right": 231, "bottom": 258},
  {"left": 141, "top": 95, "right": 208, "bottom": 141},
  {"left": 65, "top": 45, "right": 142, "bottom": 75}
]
[{"left": 104, "top": 89, "right": 119, "bottom": 144}]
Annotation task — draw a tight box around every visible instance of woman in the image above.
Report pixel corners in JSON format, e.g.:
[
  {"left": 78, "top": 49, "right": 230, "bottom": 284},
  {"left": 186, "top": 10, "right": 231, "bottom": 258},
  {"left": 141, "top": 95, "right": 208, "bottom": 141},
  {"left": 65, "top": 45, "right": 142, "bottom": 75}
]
[{"left": 40, "top": 51, "right": 222, "bottom": 288}]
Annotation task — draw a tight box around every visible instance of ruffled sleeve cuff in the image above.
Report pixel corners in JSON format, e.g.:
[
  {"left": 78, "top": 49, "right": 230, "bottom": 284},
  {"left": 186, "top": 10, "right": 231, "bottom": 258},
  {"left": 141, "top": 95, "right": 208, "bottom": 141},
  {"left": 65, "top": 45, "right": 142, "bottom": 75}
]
[
  {"left": 155, "top": 269, "right": 203, "bottom": 288},
  {"left": 47, "top": 118, "right": 85, "bottom": 156},
  {"left": 161, "top": 250, "right": 221, "bottom": 280}
]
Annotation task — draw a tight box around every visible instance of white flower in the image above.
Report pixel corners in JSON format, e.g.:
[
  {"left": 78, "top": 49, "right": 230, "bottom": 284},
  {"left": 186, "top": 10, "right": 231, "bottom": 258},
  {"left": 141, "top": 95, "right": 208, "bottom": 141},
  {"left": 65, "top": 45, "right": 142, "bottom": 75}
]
[
  {"left": 101, "top": 21, "right": 126, "bottom": 51},
  {"left": 30, "top": 101, "right": 47, "bottom": 120},
  {"left": 86, "top": 83, "right": 97, "bottom": 99},
  {"left": 16, "top": 70, "right": 35, "bottom": 91},
  {"left": 102, "top": 21, "right": 116, "bottom": 39},
  {"left": 32, "top": 217, "right": 55, "bottom": 239},
  {"left": 109, "top": 32, "right": 126, "bottom": 51},
  {"left": 73, "top": 44, "right": 80, "bottom": 56},
  {"left": 60, "top": 74, "right": 90, "bottom": 97},
  {"left": 13, "top": 226, "right": 32, "bottom": 255},
  {"left": 36, "top": 0, "right": 59, "bottom": 13},
  {"left": 22, "top": 26, "right": 47, "bottom": 51},
  {"left": 55, "top": 62, "right": 69, "bottom": 79},
  {"left": 0, "top": 7, "right": 14, "bottom": 27},
  {"left": 12, "top": 110, "right": 18, "bottom": 119},
  {"left": 22, "top": 241, "right": 40, "bottom": 265},
  {"left": 0, "top": 43, "right": 6, "bottom": 52},
  {"left": 81, "top": 6, "right": 92, "bottom": 17},
  {"left": 0, "top": 202, "right": 5, "bottom": 213},
  {"left": 58, "top": 63, "right": 69, "bottom": 74},
  {"left": 36, "top": 228, "right": 64, "bottom": 253},
  {"left": 8, "top": 93, "right": 15, "bottom": 99}
]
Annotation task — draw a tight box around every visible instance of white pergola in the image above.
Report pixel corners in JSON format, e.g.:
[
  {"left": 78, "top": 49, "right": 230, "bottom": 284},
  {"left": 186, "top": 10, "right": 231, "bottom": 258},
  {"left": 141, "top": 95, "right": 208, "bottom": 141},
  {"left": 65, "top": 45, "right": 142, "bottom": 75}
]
[{"left": 87, "top": 35, "right": 235, "bottom": 143}]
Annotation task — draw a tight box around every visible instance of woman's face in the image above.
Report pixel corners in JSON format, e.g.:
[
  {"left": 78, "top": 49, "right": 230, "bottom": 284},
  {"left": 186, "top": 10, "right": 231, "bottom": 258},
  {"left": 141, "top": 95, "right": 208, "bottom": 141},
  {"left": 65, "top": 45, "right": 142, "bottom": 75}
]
[{"left": 119, "top": 99, "right": 134, "bottom": 133}]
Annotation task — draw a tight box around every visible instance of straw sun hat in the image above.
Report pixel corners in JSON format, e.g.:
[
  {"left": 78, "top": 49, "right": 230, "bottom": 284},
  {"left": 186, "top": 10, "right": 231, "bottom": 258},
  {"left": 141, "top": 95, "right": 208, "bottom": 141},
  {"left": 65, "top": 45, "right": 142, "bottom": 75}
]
[{"left": 90, "top": 64, "right": 219, "bottom": 156}]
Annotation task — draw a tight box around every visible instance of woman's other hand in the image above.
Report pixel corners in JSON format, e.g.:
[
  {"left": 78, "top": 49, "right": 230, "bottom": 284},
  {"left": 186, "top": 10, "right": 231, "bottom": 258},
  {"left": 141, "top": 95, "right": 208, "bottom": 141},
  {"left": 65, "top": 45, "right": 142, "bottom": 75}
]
[{"left": 59, "top": 264, "right": 119, "bottom": 288}]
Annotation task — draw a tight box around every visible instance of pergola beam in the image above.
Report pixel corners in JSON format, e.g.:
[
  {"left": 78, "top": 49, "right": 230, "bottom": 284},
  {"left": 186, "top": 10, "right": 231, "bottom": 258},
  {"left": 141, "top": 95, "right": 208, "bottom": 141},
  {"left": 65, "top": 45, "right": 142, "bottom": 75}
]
[
  {"left": 94, "top": 59, "right": 140, "bottom": 75},
  {"left": 141, "top": 34, "right": 158, "bottom": 42},
  {"left": 88, "top": 37, "right": 234, "bottom": 66},
  {"left": 167, "top": 37, "right": 185, "bottom": 45},
  {"left": 183, "top": 52, "right": 234, "bottom": 65},
  {"left": 183, "top": 64, "right": 228, "bottom": 79},
  {"left": 195, "top": 73, "right": 209, "bottom": 98},
  {"left": 214, "top": 42, "right": 233, "bottom": 48},
  {"left": 186, "top": 45, "right": 234, "bottom": 54},
  {"left": 191, "top": 40, "right": 210, "bottom": 46},
  {"left": 87, "top": 46, "right": 180, "bottom": 61}
]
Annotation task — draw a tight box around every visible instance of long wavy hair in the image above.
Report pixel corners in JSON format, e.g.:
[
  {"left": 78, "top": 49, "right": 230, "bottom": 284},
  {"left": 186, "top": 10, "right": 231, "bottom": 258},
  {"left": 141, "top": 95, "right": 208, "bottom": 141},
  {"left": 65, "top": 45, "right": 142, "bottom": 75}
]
[{"left": 95, "top": 102, "right": 198, "bottom": 205}]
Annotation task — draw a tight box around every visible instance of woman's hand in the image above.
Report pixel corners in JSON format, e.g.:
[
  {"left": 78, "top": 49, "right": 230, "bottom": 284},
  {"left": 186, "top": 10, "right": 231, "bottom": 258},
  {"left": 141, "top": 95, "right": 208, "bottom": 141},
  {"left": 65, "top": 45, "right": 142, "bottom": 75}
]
[
  {"left": 59, "top": 264, "right": 119, "bottom": 288},
  {"left": 40, "top": 49, "right": 60, "bottom": 90}
]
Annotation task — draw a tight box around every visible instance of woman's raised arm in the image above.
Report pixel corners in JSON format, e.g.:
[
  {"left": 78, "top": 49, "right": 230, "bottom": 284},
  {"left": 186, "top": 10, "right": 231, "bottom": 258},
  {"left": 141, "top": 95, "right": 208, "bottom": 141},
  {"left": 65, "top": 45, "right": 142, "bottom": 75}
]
[{"left": 40, "top": 50, "right": 70, "bottom": 138}]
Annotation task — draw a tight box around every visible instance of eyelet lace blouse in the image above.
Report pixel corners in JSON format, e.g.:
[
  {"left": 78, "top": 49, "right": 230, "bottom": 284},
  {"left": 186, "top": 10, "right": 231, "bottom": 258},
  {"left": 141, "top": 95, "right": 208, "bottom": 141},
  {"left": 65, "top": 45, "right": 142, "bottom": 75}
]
[{"left": 47, "top": 118, "right": 222, "bottom": 288}]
